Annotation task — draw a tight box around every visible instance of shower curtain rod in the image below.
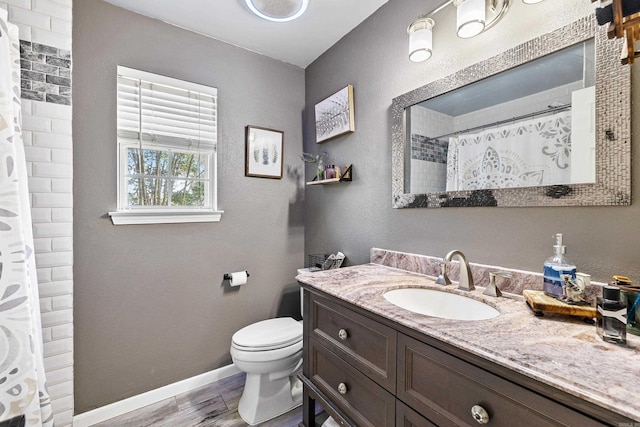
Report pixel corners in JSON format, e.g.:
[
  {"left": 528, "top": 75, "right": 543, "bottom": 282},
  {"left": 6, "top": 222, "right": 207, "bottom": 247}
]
[{"left": 427, "top": 103, "right": 571, "bottom": 142}]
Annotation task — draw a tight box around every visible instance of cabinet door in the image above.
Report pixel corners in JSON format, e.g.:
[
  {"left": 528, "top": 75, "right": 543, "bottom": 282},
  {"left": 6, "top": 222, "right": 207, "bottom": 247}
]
[
  {"left": 310, "top": 293, "right": 396, "bottom": 392},
  {"left": 309, "top": 338, "right": 395, "bottom": 427},
  {"left": 397, "top": 333, "right": 605, "bottom": 427}
]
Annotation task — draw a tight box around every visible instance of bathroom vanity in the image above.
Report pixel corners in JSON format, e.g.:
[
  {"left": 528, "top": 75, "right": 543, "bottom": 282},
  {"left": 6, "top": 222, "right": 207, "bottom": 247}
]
[{"left": 296, "top": 261, "right": 640, "bottom": 426}]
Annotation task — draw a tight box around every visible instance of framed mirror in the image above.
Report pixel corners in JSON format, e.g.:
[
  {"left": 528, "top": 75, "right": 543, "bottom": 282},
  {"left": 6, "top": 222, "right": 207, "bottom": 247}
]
[{"left": 391, "top": 17, "right": 630, "bottom": 208}]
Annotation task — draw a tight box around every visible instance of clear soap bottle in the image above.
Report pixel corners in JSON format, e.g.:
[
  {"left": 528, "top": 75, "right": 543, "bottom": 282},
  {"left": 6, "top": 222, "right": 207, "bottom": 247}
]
[
  {"left": 543, "top": 234, "right": 577, "bottom": 299},
  {"left": 596, "top": 285, "right": 627, "bottom": 344}
]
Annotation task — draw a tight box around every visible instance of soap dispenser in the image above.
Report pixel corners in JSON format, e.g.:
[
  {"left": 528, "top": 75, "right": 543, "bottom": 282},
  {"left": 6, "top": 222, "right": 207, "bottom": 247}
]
[{"left": 543, "top": 233, "right": 577, "bottom": 299}]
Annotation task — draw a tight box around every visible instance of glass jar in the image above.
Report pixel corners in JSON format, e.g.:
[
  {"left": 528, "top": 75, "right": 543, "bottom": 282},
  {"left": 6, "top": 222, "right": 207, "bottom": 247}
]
[{"left": 316, "top": 159, "right": 324, "bottom": 181}]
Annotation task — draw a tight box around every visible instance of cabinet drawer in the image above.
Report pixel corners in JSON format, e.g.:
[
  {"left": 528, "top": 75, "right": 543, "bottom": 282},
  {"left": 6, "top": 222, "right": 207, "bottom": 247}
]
[
  {"left": 309, "top": 338, "right": 395, "bottom": 427},
  {"left": 396, "top": 401, "right": 437, "bottom": 427},
  {"left": 310, "top": 293, "right": 396, "bottom": 392},
  {"left": 398, "top": 333, "right": 604, "bottom": 427}
]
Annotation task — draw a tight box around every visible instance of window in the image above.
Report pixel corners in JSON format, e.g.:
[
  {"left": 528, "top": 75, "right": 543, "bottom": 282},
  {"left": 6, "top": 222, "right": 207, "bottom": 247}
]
[{"left": 109, "top": 66, "right": 222, "bottom": 225}]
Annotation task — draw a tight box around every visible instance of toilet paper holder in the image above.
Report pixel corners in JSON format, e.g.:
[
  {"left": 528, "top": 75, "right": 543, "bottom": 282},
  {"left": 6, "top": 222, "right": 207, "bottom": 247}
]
[{"left": 224, "top": 271, "right": 250, "bottom": 281}]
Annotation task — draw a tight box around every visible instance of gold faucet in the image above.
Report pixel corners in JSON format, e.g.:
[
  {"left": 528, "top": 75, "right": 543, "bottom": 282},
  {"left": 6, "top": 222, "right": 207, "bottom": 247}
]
[{"left": 443, "top": 250, "right": 475, "bottom": 291}]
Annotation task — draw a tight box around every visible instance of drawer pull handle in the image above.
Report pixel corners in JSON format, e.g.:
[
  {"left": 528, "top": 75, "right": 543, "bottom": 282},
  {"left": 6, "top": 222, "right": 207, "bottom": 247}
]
[
  {"left": 338, "top": 329, "right": 348, "bottom": 340},
  {"left": 471, "top": 405, "right": 490, "bottom": 424},
  {"left": 337, "top": 382, "right": 348, "bottom": 395}
]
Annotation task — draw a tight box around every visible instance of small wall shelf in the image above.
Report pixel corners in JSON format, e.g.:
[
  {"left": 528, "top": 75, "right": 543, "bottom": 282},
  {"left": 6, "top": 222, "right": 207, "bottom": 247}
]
[
  {"left": 306, "top": 164, "right": 353, "bottom": 186},
  {"left": 307, "top": 178, "right": 343, "bottom": 185}
]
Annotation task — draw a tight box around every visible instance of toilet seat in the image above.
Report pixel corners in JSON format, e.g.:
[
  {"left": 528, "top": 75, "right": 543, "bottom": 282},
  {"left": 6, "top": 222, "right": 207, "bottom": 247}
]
[
  {"left": 232, "top": 317, "right": 302, "bottom": 351},
  {"left": 231, "top": 340, "right": 302, "bottom": 364}
]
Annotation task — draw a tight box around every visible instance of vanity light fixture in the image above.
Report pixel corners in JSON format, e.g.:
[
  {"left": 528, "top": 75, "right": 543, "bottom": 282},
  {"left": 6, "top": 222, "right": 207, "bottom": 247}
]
[
  {"left": 408, "top": 18, "right": 435, "bottom": 62},
  {"left": 407, "top": 0, "right": 522, "bottom": 62},
  {"left": 244, "top": 0, "right": 309, "bottom": 23},
  {"left": 522, "top": 0, "right": 544, "bottom": 3}
]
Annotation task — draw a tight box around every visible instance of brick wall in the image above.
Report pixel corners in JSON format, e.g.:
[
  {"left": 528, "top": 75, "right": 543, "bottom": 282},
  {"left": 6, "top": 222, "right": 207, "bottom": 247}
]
[{"left": 1, "top": 1, "right": 73, "bottom": 426}]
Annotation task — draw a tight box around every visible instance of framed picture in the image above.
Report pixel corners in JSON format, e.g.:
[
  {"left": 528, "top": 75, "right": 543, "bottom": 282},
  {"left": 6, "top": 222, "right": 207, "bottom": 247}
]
[
  {"left": 315, "top": 84, "right": 355, "bottom": 143},
  {"left": 245, "top": 126, "right": 284, "bottom": 179}
]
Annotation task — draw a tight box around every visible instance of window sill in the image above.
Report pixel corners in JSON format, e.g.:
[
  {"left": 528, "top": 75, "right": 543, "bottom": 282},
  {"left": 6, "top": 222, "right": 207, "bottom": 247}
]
[{"left": 108, "top": 210, "right": 223, "bottom": 225}]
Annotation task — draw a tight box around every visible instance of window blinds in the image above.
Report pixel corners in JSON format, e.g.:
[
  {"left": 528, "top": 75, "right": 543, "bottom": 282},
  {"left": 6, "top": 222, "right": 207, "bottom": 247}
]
[{"left": 117, "top": 66, "right": 217, "bottom": 150}]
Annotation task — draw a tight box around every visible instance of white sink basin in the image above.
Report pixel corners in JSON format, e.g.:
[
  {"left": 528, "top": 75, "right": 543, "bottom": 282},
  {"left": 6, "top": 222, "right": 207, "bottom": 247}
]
[{"left": 383, "top": 288, "right": 499, "bottom": 321}]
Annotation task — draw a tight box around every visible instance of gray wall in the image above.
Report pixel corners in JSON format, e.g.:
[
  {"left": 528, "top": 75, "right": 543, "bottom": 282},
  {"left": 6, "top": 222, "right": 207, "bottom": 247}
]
[
  {"left": 73, "top": 0, "right": 305, "bottom": 413},
  {"left": 304, "top": 0, "right": 640, "bottom": 282}
]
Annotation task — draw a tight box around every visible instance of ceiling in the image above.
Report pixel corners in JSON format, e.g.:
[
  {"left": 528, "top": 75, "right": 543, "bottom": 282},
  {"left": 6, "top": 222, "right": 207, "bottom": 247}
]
[{"left": 103, "top": 0, "right": 389, "bottom": 68}]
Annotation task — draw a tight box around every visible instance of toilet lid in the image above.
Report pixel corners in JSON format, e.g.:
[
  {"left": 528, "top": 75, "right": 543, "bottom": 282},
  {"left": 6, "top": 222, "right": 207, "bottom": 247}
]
[{"left": 232, "top": 317, "right": 302, "bottom": 351}]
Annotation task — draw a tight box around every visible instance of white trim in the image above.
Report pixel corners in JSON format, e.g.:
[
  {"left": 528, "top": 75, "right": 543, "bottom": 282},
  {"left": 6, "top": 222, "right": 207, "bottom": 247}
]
[
  {"left": 109, "top": 209, "right": 224, "bottom": 225},
  {"left": 72, "top": 364, "right": 241, "bottom": 427}
]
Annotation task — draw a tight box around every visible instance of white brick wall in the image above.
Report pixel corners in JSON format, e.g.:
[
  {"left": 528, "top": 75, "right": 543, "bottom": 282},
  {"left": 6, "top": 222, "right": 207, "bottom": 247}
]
[
  {"left": 2, "top": 0, "right": 72, "bottom": 50},
  {"left": 409, "top": 159, "right": 448, "bottom": 194},
  {"left": 25, "top": 98, "right": 74, "bottom": 427},
  {"left": 1, "top": 1, "right": 74, "bottom": 426},
  {"left": 409, "top": 106, "right": 454, "bottom": 193}
]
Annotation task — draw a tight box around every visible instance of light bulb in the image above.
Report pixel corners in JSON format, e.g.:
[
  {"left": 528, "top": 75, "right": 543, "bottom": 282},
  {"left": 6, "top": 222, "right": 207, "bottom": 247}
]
[{"left": 457, "top": 0, "right": 486, "bottom": 38}]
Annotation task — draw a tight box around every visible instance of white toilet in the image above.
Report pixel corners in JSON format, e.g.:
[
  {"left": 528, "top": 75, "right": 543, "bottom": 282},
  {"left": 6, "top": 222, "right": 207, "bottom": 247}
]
[{"left": 230, "top": 273, "right": 309, "bottom": 425}]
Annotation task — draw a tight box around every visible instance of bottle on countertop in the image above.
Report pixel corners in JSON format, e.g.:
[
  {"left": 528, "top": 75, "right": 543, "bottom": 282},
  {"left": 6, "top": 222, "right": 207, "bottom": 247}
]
[
  {"left": 612, "top": 275, "right": 640, "bottom": 337},
  {"left": 543, "top": 233, "right": 577, "bottom": 299},
  {"left": 596, "top": 285, "right": 627, "bottom": 344}
]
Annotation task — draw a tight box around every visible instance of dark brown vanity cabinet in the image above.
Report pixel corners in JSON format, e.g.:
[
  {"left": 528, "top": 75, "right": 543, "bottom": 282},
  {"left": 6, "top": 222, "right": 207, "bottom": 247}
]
[
  {"left": 397, "top": 334, "right": 602, "bottom": 427},
  {"left": 305, "top": 290, "right": 396, "bottom": 426},
  {"left": 301, "top": 289, "right": 625, "bottom": 427}
]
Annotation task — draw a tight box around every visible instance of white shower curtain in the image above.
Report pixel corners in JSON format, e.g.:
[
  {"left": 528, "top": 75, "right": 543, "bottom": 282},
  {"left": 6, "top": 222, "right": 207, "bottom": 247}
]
[
  {"left": 446, "top": 110, "right": 572, "bottom": 191},
  {"left": 0, "top": 10, "right": 54, "bottom": 427}
]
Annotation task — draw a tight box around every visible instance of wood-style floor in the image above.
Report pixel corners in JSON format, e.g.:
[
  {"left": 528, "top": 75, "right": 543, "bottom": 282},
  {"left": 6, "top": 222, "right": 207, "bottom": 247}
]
[{"left": 91, "top": 372, "right": 322, "bottom": 427}]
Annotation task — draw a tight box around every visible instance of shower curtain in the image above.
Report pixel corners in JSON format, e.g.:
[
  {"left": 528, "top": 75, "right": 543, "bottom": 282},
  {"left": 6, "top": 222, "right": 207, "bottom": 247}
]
[
  {"left": 0, "top": 10, "right": 54, "bottom": 427},
  {"left": 446, "top": 110, "right": 572, "bottom": 191}
]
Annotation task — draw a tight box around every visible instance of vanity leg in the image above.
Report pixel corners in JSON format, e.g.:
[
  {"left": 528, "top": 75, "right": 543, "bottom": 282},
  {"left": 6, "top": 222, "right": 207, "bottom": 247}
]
[
  {"left": 301, "top": 288, "right": 316, "bottom": 427},
  {"left": 301, "top": 386, "right": 316, "bottom": 427}
]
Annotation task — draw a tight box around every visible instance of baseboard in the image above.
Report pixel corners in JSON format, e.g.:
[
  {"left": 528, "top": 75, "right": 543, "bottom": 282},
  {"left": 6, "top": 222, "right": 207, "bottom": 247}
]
[{"left": 72, "top": 364, "right": 241, "bottom": 427}]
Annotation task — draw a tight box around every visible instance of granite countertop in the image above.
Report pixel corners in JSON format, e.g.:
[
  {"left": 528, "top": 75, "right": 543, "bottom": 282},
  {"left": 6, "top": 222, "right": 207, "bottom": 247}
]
[{"left": 296, "top": 263, "right": 640, "bottom": 421}]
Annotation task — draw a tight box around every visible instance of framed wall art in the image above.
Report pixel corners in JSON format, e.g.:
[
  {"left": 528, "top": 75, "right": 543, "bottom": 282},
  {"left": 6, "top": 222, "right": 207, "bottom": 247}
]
[
  {"left": 245, "top": 125, "right": 284, "bottom": 179},
  {"left": 314, "top": 84, "right": 355, "bottom": 143}
]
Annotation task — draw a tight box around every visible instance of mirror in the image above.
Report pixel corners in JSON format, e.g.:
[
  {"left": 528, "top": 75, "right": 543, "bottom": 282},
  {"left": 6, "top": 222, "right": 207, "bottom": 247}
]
[
  {"left": 392, "top": 17, "right": 630, "bottom": 208},
  {"left": 407, "top": 41, "right": 595, "bottom": 193}
]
